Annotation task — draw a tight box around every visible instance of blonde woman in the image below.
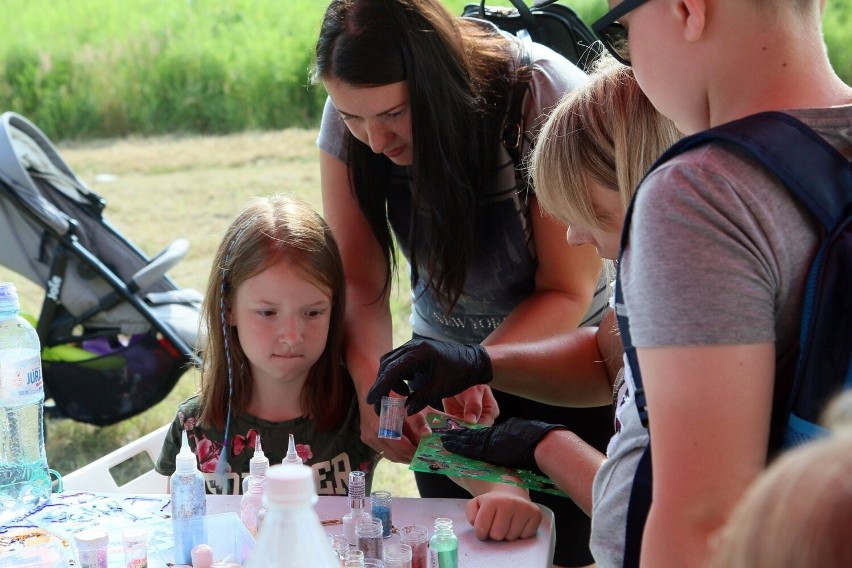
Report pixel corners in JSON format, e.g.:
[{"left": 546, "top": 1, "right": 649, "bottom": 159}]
[{"left": 710, "top": 391, "right": 852, "bottom": 568}]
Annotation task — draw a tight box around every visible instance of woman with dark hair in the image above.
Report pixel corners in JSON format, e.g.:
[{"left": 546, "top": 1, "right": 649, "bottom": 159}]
[{"left": 312, "top": 1, "right": 612, "bottom": 565}]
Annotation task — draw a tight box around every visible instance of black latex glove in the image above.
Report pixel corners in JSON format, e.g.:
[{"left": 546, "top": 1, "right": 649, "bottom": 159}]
[
  {"left": 440, "top": 417, "right": 565, "bottom": 475},
  {"left": 366, "top": 338, "right": 493, "bottom": 416}
]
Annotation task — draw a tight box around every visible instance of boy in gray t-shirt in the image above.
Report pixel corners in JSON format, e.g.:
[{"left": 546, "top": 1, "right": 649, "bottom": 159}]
[{"left": 592, "top": 0, "right": 852, "bottom": 565}]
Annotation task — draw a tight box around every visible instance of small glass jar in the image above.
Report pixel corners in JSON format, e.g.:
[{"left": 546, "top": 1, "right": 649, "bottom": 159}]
[
  {"left": 329, "top": 533, "right": 351, "bottom": 567},
  {"left": 122, "top": 528, "right": 148, "bottom": 568},
  {"left": 74, "top": 529, "right": 109, "bottom": 568},
  {"left": 344, "top": 548, "right": 366, "bottom": 567},
  {"left": 370, "top": 490, "right": 392, "bottom": 538},
  {"left": 355, "top": 517, "right": 384, "bottom": 562},
  {"left": 399, "top": 525, "right": 429, "bottom": 568},
  {"left": 429, "top": 518, "right": 458, "bottom": 568},
  {"left": 383, "top": 543, "right": 412, "bottom": 568}
]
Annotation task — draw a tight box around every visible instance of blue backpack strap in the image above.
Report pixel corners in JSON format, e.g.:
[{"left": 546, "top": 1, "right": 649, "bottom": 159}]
[
  {"left": 618, "top": 110, "right": 852, "bottom": 427},
  {"left": 670, "top": 111, "right": 851, "bottom": 228},
  {"left": 616, "top": 111, "right": 851, "bottom": 567},
  {"left": 614, "top": 178, "right": 649, "bottom": 568},
  {"left": 682, "top": 112, "right": 852, "bottom": 436}
]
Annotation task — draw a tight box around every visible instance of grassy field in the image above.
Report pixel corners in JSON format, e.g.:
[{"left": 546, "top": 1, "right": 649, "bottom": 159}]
[
  {"left": 3, "top": 0, "right": 847, "bottom": 141},
  {"left": 0, "top": 127, "right": 420, "bottom": 496},
  {"left": 0, "top": 0, "right": 330, "bottom": 139}
]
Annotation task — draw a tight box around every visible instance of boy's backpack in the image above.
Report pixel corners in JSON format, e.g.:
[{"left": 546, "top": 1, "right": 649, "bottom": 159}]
[
  {"left": 461, "top": 0, "right": 601, "bottom": 166},
  {"left": 615, "top": 111, "right": 852, "bottom": 567}
]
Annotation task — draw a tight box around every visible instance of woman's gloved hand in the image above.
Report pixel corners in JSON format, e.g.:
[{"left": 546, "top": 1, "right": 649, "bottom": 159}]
[
  {"left": 440, "top": 417, "right": 565, "bottom": 475},
  {"left": 366, "top": 338, "right": 493, "bottom": 416}
]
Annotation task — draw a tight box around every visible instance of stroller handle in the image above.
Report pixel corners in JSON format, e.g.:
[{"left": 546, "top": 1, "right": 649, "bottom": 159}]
[{"left": 129, "top": 238, "right": 190, "bottom": 294}]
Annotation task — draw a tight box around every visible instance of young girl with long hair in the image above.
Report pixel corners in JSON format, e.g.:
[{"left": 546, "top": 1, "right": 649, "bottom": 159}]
[{"left": 156, "top": 194, "right": 376, "bottom": 495}]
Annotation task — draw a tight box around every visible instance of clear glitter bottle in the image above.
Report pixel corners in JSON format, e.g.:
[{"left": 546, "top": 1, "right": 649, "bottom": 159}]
[{"left": 170, "top": 430, "right": 207, "bottom": 564}]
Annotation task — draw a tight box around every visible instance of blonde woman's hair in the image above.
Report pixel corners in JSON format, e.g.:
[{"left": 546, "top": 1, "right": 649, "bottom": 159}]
[
  {"left": 709, "top": 431, "right": 852, "bottom": 567},
  {"left": 710, "top": 389, "right": 852, "bottom": 567},
  {"left": 821, "top": 389, "right": 852, "bottom": 433},
  {"left": 530, "top": 55, "right": 681, "bottom": 231}
]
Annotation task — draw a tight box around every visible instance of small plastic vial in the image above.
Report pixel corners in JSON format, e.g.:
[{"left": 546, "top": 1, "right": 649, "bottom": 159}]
[
  {"left": 122, "top": 528, "right": 148, "bottom": 568},
  {"left": 344, "top": 548, "right": 365, "bottom": 567},
  {"left": 399, "top": 525, "right": 429, "bottom": 568},
  {"left": 378, "top": 396, "right": 405, "bottom": 439},
  {"left": 429, "top": 518, "right": 458, "bottom": 568},
  {"left": 355, "top": 517, "right": 384, "bottom": 562},
  {"left": 370, "top": 490, "right": 392, "bottom": 538},
  {"left": 384, "top": 542, "right": 412, "bottom": 568},
  {"left": 329, "top": 533, "right": 350, "bottom": 566},
  {"left": 74, "top": 529, "right": 109, "bottom": 568}
]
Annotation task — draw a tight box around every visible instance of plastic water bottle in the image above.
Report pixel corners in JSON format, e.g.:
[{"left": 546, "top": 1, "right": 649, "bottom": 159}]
[
  {"left": 170, "top": 430, "right": 207, "bottom": 564},
  {"left": 0, "top": 282, "right": 51, "bottom": 525},
  {"left": 245, "top": 464, "right": 338, "bottom": 568}
]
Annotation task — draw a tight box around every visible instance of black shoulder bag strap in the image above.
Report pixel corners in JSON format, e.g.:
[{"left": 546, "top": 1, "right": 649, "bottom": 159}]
[
  {"left": 502, "top": 31, "right": 533, "bottom": 170},
  {"left": 616, "top": 110, "right": 851, "bottom": 567}
]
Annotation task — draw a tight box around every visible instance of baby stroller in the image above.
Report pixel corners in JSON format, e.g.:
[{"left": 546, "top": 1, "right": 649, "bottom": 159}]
[{"left": 0, "top": 111, "right": 204, "bottom": 426}]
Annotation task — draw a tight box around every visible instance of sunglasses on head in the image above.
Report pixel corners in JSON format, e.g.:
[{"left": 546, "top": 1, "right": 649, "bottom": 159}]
[{"left": 592, "top": 0, "right": 652, "bottom": 66}]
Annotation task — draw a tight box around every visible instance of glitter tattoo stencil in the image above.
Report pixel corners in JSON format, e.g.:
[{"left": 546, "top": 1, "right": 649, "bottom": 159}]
[
  {"left": 409, "top": 414, "right": 568, "bottom": 498},
  {"left": 1, "top": 491, "right": 252, "bottom": 566}
]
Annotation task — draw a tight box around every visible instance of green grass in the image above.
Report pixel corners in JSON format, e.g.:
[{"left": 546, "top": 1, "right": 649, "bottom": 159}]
[
  {"left": 2, "top": 0, "right": 847, "bottom": 142},
  {"left": 0, "top": 0, "right": 330, "bottom": 139}
]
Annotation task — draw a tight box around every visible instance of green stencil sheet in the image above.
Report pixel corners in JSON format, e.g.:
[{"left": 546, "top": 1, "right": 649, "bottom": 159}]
[{"left": 409, "top": 414, "right": 568, "bottom": 498}]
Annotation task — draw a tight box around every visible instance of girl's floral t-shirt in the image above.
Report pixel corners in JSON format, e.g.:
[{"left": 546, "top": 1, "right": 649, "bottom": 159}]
[{"left": 155, "top": 394, "right": 378, "bottom": 495}]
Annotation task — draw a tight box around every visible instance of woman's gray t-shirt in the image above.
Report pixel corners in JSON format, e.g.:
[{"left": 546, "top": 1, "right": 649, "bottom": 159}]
[{"left": 317, "top": 41, "right": 610, "bottom": 343}]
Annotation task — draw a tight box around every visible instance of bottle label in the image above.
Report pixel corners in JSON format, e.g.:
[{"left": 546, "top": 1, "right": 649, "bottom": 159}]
[{"left": 0, "top": 351, "right": 43, "bottom": 401}]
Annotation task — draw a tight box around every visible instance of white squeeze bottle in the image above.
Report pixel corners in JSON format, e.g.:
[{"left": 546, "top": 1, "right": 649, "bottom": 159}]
[
  {"left": 282, "top": 433, "right": 302, "bottom": 465},
  {"left": 240, "top": 475, "right": 265, "bottom": 537},
  {"left": 170, "top": 430, "right": 207, "bottom": 565},
  {"left": 246, "top": 464, "right": 338, "bottom": 568},
  {"left": 242, "top": 433, "right": 269, "bottom": 493},
  {"left": 254, "top": 433, "right": 302, "bottom": 534},
  {"left": 0, "top": 282, "right": 51, "bottom": 525}
]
